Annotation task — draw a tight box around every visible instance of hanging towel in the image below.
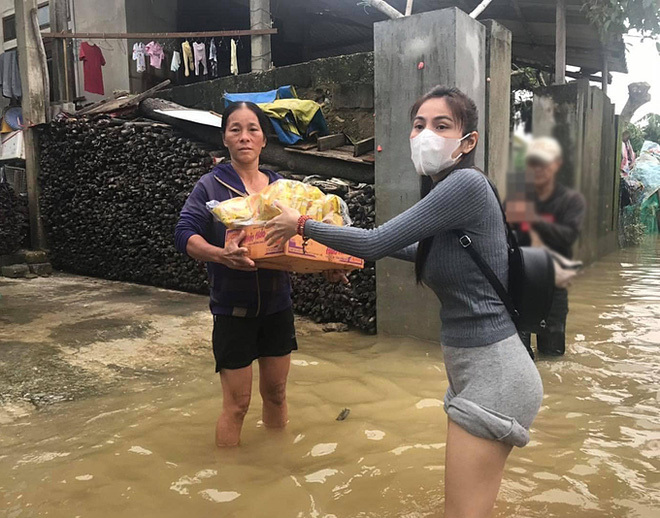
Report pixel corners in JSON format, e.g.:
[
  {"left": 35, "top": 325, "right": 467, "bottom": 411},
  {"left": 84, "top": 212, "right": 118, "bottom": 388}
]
[
  {"left": 79, "top": 42, "right": 106, "bottom": 95},
  {"left": 145, "top": 41, "right": 165, "bottom": 69},
  {"left": 230, "top": 39, "right": 239, "bottom": 76},
  {"left": 0, "top": 50, "right": 22, "bottom": 99},
  {"left": 209, "top": 38, "right": 218, "bottom": 77},
  {"left": 181, "top": 41, "right": 194, "bottom": 77},
  {"left": 171, "top": 50, "right": 181, "bottom": 72},
  {"left": 132, "top": 42, "right": 146, "bottom": 73},
  {"left": 192, "top": 42, "right": 208, "bottom": 76}
]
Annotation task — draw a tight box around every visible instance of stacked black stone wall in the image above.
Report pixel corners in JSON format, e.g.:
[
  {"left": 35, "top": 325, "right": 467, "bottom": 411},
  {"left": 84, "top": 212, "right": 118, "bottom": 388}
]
[{"left": 39, "top": 118, "right": 377, "bottom": 332}]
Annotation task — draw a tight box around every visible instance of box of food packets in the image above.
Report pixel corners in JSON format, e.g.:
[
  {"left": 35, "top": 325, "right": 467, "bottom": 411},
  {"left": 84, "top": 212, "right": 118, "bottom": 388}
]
[{"left": 225, "top": 225, "right": 364, "bottom": 274}]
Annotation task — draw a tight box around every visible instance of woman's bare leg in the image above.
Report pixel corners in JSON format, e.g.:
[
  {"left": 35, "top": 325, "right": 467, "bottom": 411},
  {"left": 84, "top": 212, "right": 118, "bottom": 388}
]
[
  {"left": 444, "top": 418, "right": 513, "bottom": 518},
  {"left": 216, "top": 365, "right": 253, "bottom": 447},
  {"left": 258, "top": 355, "right": 291, "bottom": 428}
]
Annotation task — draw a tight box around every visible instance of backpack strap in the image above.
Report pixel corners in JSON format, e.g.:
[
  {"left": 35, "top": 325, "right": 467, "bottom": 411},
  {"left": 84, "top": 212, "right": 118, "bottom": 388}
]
[
  {"left": 214, "top": 175, "right": 248, "bottom": 198},
  {"left": 452, "top": 230, "right": 520, "bottom": 320}
]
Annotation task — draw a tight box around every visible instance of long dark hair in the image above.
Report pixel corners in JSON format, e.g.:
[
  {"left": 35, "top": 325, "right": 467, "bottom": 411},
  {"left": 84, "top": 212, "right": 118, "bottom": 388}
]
[
  {"left": 222, "top": 101, "right": 271, "bottom": 138},
  {"left": 412, "top": 86, "right": 479, "bottom": 284}
]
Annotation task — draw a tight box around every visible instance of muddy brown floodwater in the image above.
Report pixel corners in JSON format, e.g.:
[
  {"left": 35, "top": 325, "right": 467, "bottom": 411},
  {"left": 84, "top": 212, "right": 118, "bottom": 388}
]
[{"left": 1, "top": 237, "right": 659, "bottom": 518}]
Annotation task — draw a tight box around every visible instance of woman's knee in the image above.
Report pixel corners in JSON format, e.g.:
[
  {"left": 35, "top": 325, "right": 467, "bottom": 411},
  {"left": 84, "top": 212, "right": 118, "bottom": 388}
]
[
  {"left": 225, "top": 392, "right": 252, "bottom": 419},
  {"left": 261, "top": 381, "right": 287, "bottom": 406}
]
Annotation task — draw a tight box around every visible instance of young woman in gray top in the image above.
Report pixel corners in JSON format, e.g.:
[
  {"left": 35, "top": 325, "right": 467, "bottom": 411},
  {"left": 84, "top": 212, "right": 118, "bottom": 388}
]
[{"left": 266, "top": 86, "right": 543, "bottom": 518}]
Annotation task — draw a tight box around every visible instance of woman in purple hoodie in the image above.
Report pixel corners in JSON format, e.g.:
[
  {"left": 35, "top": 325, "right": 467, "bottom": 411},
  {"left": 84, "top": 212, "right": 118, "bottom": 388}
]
[{"left": 175, "top": 102, "right": 302, "bottom": 447}]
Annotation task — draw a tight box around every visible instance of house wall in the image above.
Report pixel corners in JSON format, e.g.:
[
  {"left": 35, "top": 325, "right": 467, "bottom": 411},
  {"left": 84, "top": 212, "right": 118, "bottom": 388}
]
[{"left": 70, "top": 0, "right": 130, "bottom": 101}]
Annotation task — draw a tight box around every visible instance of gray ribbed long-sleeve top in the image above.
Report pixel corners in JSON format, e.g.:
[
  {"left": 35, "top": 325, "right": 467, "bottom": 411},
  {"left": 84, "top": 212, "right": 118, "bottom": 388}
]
[{"left": 305, "top": 168, "right": 517, "bottom": 347}]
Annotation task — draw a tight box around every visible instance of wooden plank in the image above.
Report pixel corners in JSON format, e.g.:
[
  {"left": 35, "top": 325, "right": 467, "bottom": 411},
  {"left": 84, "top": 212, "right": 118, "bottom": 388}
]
[
  {"left": 353, "top": 137, "right": 375, "bottom": 157},
  {"left": 43, "top": 29, "right": 277, "bottom": 39},
  {"left": 76, "top": 80, "right": 171, "bottom": 116},
  {"left": 285, "top": 145, "right": 373, "bottom": 165},
  {"left": 317, "top": 133, "right": 346, "bottom": 151},
  {"left": 288, "top": 141, "right": 317, "bottom": 151}
]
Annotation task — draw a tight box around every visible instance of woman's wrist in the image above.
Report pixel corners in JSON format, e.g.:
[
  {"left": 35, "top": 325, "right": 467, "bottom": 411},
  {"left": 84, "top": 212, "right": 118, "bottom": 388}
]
[{"left": 297, "top": 215, "right": 313, "bottom": 236}]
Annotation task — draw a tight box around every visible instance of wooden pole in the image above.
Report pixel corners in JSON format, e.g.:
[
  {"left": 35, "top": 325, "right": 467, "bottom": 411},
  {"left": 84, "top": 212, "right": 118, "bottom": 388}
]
[
  {"left": 50, "top": 0, "right": 69, "bottom": 102},
  {"left": 405, "top": 0, "right": 414, "bottom": 16},
  {"left": 363, "top": 0, "right": 403, "bottom": 19},
  {"left": 15, "top": 0, "right": 48, "bottom": 250},
  {"left": 602, "top": 53, "right": 609, "bottom": 96},
  {"left": 555, "top": 0, "right": 566, "bottom": 84},
  {"left": 42, "top": 29, "right": 278, "bottom": 39}
]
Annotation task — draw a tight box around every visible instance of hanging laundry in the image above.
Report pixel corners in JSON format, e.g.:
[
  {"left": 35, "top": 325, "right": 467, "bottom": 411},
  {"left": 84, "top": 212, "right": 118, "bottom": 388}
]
[
  {"left": 145, "top": 41, "right": 165, "bottom": 69},
  {"left": 181, "top": 41, "right": 194, "bottom": 77},
  {"left": 209, "top": 39, "right": 218, "bottom": 77},
  {"left": 192, "top": 42, "right": 208, "bottom": 76},
  {"left": 132, "top": 42, "right": 146, "bottom": 73},
  {"left": 171, "top": 50, "right": 181, "bottom": 73},
  {"left": 79, "top": 42, "right": 106, "bottom": 95},
  {"left": 0, "top": 50, "right": 22, "bottom": 99},
  {"left": 230, "top": 39, "right": 239, "bottom": 76}
]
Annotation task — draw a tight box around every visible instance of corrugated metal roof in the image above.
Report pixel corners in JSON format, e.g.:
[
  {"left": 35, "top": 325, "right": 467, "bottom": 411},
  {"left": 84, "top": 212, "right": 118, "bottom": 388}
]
[{"left": 282, "top": 0, "right": 627, "bottom": 74}]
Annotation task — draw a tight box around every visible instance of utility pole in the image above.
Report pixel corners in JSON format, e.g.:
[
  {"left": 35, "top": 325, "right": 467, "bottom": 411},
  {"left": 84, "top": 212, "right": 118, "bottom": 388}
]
[
  {"left": 50, "top": 0, "right": 70, "bottom": 102},
  {"left": 15, "top": 0, "right": 48, "bottom": 249},
  {"left": 250, "top": 0, "right": 272, "bottom": 72}
]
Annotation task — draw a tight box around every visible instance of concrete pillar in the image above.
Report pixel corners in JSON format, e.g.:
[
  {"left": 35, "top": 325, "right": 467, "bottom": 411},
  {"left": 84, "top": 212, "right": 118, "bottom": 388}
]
[
  {"left": 15, "top": 0, "right": 48, "bottom": 249},
  {"left": 483, "top": 20, "right": 512, "bottom": 197},
  {"left": 250, "top": 0, "right": 272, "bottom": 72},
  {"left": 374, "top": 7, "right": 486, "bottom": 341}
]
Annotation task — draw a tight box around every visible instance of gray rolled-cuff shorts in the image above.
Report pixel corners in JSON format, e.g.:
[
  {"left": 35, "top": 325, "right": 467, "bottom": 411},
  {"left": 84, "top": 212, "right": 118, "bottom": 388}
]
[{"left": 442, "top": 333, "right": 544, "bottom": 447}]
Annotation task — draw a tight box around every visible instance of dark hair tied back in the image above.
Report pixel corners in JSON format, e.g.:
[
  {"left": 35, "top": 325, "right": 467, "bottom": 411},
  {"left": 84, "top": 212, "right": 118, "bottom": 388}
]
[
  {"left": 222, "top": 101, "right": 271, "bottom": 137},
  {"left": 412, "top": 86, "right": 479, "bottom": 284}
]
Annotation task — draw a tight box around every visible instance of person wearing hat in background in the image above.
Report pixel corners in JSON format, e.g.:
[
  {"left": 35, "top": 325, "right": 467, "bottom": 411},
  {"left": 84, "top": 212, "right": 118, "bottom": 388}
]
[{"left": 507, "top": 136, "right": 586, "bottom": 357}]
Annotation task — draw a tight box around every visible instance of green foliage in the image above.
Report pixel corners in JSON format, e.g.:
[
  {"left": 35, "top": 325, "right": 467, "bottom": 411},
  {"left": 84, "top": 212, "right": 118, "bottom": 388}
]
[
  {"left": 628, "top": 114, "right": 660, "bottom": 153},
  {"left": 641, "top": 113, "right": 660, "bottom": 144},
  {"left": 510, "top": 66, "right": 550, "bottom": 132},
  {"left": 582, "top": 0, "right": 660, "bottom": 39},
  {"left": 625, "top": 121, "right": 645, "bottom": 153}
]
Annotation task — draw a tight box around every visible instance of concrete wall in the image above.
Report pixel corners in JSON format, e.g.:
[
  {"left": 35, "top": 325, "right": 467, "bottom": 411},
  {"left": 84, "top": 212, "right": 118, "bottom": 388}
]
[
  {"left": 70, "top": 0, "right": 130, "bottom": 101},
  {"left": 483, "top": 20, "right": 511, "bottom": 197},
  {"left": 373, "top": 8, "right": 486, "bottom": 342},
  {"left": 532, "top": 80, "right": 619, "bottom": 264},
  {"left": 160, "top": 51, "right": 374, "bottom": 112},
  {"left": 125, "top": 0, "right": 177, "bottom": 94}
]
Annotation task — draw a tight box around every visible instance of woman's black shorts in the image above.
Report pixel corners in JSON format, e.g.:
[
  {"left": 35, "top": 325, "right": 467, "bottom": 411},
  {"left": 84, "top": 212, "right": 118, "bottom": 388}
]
[{"left": 212, "top": 308, "right": 298, "bottom": 372}]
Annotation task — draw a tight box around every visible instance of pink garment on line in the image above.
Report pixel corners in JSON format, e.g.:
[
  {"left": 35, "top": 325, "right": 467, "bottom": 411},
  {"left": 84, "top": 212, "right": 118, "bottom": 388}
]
[
  {"left": 145, "top": 41, "right": 165, "bottom": 69},
  {"left": 192, "top": 42, "right": 208, "bottom": 75}
]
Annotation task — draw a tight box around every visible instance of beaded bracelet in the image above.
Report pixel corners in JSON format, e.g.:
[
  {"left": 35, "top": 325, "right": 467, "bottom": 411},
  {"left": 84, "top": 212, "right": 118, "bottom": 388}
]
[{"left": 297, "top": 215, "right": 312, "bottom": 237}]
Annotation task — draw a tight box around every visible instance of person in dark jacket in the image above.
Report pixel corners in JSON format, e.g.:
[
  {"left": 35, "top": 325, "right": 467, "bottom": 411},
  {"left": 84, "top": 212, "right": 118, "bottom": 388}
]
[
  {"left": 511, "top": 137, "right": 586, "bottom": 356},
  {"left": 174, "top": 102, "right": 299, "bottom": 447}
]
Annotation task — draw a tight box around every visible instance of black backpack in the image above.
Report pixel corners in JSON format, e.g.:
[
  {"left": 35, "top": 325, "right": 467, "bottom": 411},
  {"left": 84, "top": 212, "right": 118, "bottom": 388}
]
[{"left": 454, "top": 180, "right": 555, "bottom": 336}]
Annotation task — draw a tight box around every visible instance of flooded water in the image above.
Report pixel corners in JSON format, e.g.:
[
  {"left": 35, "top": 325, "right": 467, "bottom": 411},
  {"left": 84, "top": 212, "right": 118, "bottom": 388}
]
[{"left": 1, "top": 237, "right": 659, "bottom": 518}]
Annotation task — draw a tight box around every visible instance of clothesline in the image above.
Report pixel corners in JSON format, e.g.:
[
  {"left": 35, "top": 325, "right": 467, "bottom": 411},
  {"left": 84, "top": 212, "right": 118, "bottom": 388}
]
[{"left": 42, "top": 29, "right": 277, "bottom": 40}]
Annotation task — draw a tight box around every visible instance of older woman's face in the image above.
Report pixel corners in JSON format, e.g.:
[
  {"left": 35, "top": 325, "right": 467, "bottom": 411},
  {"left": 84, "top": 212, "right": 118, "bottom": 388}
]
[{"left": 223, "top": 107, "right": 266, "bottom": 164}]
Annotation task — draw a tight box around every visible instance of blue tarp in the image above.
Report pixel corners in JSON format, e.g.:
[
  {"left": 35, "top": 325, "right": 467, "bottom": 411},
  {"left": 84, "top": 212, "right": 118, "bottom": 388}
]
[
  {"left": 223, "top": 85, "right": 297, "bottom": 106},
  {"left": 223, "top": 85, "right": 329, "bottom": 145}
]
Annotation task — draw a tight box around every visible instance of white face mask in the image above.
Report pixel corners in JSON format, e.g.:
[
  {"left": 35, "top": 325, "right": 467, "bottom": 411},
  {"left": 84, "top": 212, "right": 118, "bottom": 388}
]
[{"left": 410, "top": 130, "right": 470, "bottom": 176}]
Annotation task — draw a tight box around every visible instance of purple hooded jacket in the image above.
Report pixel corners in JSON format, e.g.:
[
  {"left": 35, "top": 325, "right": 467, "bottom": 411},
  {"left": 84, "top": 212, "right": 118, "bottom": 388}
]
[{"left": 174, "top": 163, "right": 292, "bottom": 317}]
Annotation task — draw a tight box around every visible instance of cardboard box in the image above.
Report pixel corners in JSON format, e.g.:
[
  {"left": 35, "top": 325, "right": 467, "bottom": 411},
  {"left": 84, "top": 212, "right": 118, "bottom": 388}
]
[{"left": 226, "top": 225, "right": 364, "bottom": 274}]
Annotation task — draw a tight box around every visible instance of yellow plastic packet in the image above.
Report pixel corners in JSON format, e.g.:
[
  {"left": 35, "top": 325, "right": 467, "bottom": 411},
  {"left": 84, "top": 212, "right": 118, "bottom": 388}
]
[{"left": 206, "top": 179, "right": 351, "bottom": 229}]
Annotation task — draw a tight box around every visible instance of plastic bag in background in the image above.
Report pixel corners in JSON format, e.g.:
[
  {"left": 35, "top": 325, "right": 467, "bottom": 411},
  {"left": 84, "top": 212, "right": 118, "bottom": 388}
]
[
  {"left": 630, "top": 140, "right": 660, "bottom": 202},
  {"left": 206, "top": 179, "right": 352, "bottom": 229}
]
